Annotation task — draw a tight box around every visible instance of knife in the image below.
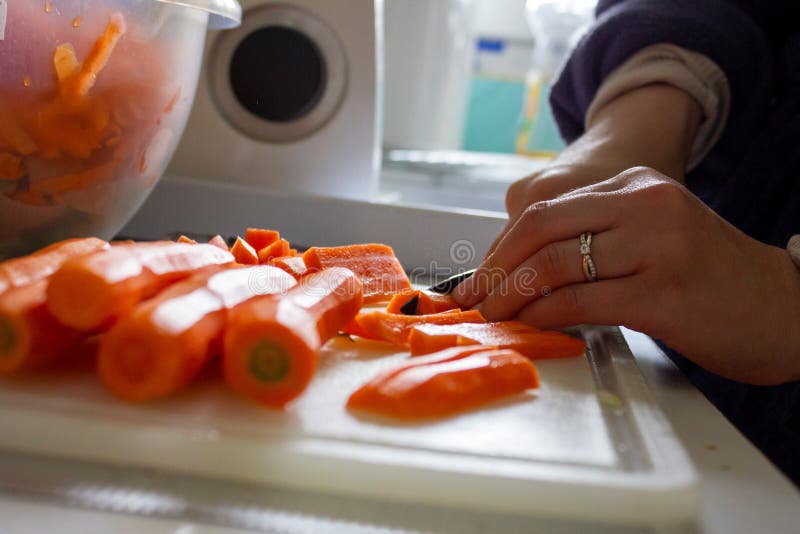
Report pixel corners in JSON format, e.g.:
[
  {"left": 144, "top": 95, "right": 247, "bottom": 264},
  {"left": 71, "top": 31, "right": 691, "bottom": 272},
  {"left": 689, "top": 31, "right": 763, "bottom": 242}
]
[{"left": 400, "top": 268, "right": 476, "bottom": 315}]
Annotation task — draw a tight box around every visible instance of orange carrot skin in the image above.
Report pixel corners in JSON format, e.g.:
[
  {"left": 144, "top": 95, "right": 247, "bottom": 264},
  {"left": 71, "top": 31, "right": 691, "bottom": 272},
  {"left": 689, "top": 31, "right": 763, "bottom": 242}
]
[
  {"left": 223, "top": 267, "right": 363, "bottom": 407},
  {"left": 347, "top": 348, "right": 539, "bottom": 420},
  {"left": 245, "top": 228, "right": 280, "bottom": 251},
  {"left": 353, "top": 309, "right": 486, "bottom": 346},
  {"left": 231, "top": 237, "right": 258, "bottom": 265},
  {"left": 408, "top": 321, "right": 586, "bottom": 359},
  {"left": 47, "top": 242, "right": 234, "bottom": 331},
  {"left": 0, "top": 237, "right": 109, "bottom": 294},
  {"left": 0, "top": 281, "right": 84, "bottom": 373},
  {"left": 302, "top": 244, "right": 412, "bottom": 303},
  {"left": 98, "top": 265, "right": 297, "bottom": 401}
]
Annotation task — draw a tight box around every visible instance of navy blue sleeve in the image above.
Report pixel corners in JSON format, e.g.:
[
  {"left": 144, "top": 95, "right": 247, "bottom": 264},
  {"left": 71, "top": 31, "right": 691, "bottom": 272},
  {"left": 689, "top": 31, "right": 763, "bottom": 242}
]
[{"left": 549, "top": 0, "right": 776, "bottom": 149}]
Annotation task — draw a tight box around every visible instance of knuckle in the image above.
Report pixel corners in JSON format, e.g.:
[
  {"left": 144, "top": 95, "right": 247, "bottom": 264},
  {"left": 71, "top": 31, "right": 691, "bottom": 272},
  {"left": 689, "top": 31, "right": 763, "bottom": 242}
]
[
  {"left": 540, "top": 243, "right": 564, "bottom": 278},
  {"left": 559, "top": 286, "right": 584, "bottom": 316}
]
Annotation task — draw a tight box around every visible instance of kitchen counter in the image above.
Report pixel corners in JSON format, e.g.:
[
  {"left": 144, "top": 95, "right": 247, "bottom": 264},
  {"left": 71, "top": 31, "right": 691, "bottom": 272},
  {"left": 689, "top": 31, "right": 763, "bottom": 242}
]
[{"left": 0, "top": 329, "right": 798, "bottom": 534}]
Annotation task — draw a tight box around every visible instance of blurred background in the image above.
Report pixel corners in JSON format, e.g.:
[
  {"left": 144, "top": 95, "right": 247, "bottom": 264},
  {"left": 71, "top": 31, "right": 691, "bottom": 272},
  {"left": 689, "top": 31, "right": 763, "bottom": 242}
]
[{"left": 380, "top": 0, "right": 595, "bottom": 212}]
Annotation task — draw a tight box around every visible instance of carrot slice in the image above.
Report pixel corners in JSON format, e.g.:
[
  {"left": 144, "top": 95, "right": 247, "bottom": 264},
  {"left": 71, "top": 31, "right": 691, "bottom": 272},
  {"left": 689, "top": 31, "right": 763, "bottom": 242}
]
[
  {"left": 0, "top": 281, "right": 85, "bottom": 373},
  {"left": 63, "top": 13, "right": 127, "bottom": 101},
  {"left": 407, "top": 321, "right": 586, "bottom": 359},
  {"left": 244, "top": 228, "right": 280, "bottom": 251},
  {"left": 385, "top": 289, "right": 461, "bottom": 315},
  {"left": 224, "top": 267, "right": 363, "bottom": 408},
  {"left": 231, "top": 237, "right": 258, "bottom": 265},
  {"left": 353, "top": 309, "right": 486, "bottom": 346},
  {"left": 347, "top": 348, "right": 539, "bottom": 420},
  {"left": 0, "top": 237, "right": 109, "bottom": 295},
  {"left": 53, "top": 43, "right": 80, "bottom": 87},
  {"left": 177, "top": 235, "right": 198, "bottom": 245},
  {"left": 98, "top": 266, "right": 297, "bottom": 401},
  {"left": 257, "top": 238, "right": 291, "bottom": 264},
  {"left": 268, "top": 255, "right": 308, "bottom": 280},
  {"left": 208, "top": 235, "right": 229, "bottom": 251},
  {"left": 47, "top": 242, "right": 234, "bottom": 331},
  {"left": 302, "top": 244, "right": 411, "bottom": 303}
]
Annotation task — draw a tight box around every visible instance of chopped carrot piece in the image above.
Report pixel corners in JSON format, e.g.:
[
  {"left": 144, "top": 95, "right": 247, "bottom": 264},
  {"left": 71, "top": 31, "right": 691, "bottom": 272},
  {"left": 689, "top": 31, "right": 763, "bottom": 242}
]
[
  {"left": 302, "top": 244, "right": 411, "bottom": 303},
  {"left": 231, "top": 237, "right": 258, "bottom": 265},
  {"left": 385, "top": 289, "right": 461, "bottom": 315},
  {"left": 63, "top": 13, "right": 127, "bottom": 101},
  {"left": 385, "top": 289, "right": 418, "bottom": 314},
  {"left": 0, "top": 237, "right": 109, "bottom": 295},
  {"left": 353, "top": 309, "right": 486, "bottom": 346},
  {"left": 29, "top": 161, "right": 118, "bottom": 195},
  {"left": 0, "top": 281, "right": 85, "bottom": 373},
  {"left": 98, "top": 266, "right": 296, "bottom": 401},
  {"left": 347, "top": 348, "right": 539, "bottom": 420},
  {"left": 224, "top": 267, "right": 363, "bottom": 408},
  {"left": 289, "top": 248, "right": 299, "bottom": 256},
  {"left": 244, "top": 228, "right": 280, "bottom": 251},
  {"left": 177, "top": 235, "right": 198, "bottom": 245},
  {"left": 407, "top": 321, "right": 586, "bottom": 359},
  {"left": 0, "top": 153, "right": 25, "bottom": 181},
  {"left": 268, "top": 255, "right": 308, "bottom": 280},
  {"left": 47, "top": 242, "right": 234, "bottom": 331},
  {"left": 208, "top": 235, "right": 229, "bottom": 251},
  {"left": 257, "top": 239, "right": 291, "bottom": 264},
  {"left": 53, "top": 43, "right": 80, "bottom": 87}
]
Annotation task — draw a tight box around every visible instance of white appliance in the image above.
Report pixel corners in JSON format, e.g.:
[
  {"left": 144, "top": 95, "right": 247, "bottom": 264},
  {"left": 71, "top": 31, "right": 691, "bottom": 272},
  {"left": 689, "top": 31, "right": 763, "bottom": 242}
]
[{"left": 168, "top": 0, "right": 383, "bottom": 200}]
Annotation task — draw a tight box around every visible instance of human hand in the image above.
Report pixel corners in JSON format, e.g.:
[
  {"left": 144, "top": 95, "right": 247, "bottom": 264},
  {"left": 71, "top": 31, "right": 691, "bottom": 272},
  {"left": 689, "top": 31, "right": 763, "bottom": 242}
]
[{"left": 453, "top": 167, "right": 800, "bottom": 385}]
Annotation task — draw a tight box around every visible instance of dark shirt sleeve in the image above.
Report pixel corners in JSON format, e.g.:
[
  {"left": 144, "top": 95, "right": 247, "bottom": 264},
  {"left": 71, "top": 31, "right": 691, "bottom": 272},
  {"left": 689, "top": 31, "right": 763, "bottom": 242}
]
[{"left": 549, "top": 0, "right": 775, "bottom": 149}]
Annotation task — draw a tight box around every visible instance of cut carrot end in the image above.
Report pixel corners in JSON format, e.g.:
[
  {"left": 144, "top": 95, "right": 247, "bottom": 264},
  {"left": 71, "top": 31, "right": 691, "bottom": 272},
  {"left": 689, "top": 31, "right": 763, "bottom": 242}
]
[{"left": 248, "top": 341, "right": 291, "bottom": 383}]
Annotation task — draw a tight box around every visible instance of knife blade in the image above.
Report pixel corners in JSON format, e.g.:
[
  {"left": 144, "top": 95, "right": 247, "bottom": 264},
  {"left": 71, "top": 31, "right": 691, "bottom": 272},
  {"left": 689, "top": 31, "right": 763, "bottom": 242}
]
[{"left": 400, "top": 268, "right": 476, "bottom": 315}]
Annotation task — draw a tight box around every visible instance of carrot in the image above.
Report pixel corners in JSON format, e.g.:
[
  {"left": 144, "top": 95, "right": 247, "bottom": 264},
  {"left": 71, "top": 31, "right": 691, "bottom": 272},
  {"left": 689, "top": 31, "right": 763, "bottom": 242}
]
[
  {"left": 0, "top": 98, "right": 38, "bottom": 156},
  {"left": 53, "top": 43, "right": 80, "bottom": 88},
  {"left": 29, "top": 161, "right": 118, "bottom": 196},
  {"left": 244, "top": 228, "right": 280, "bottom": 251},
  {"left": 257, "top": 238, "right": 291, "bottom": 264},
  {"left": 47, "top": 242, "right": 234, "bottom": 331},
  {"left": 98, "top": 265, "right": 297, "bottom": 401},
  {"left": 63, "top": 13, "right": 127, "bottom": 101},
  {"left": 0, "top": 237, "right": 109, "bottom": 294},
  {"left": 231, "top": 237, "right": 258, "bottom": 265},
  {"left": 0, "top": 281, "right": 84, "bottom": 373},
  {"left": 347, "top": 348, "right": 539, "bottom": 420},
  {"left": 223, "top": 267, "right": 363, "bottom": 407},
  {"left": 208, "top": 235, "right": 229, "bottom": 251},
  {"left": 385, "top": 289, "right": 461, "bottom": 315},
  {"left": 302, "top": 244, "right": 411, "bottom": 303},
  {"left": 353, "top": 309, "right": 486, "bottom": 346},
  {"left": 407, "top": 321, "right": 586, "bottom": 359},
  {"left": 268, "top": 255, "right": 308, "bottom": 280},
  {"left": 0, "top": 153, "right": 24, "bottom": 181},
  {"left": 177, "top": 235, "right": 198, "bottom": 245}
]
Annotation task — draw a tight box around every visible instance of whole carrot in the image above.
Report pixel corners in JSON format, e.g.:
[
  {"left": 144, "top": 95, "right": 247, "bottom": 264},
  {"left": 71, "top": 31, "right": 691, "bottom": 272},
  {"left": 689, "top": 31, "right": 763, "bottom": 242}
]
[
  {"left": 47, "top": 242, "right": 234, "bottom": 331},
  {"left": 0, "top": 237, "right": 109, "bottom": 294},
  {"left": 0, "top": 281, "right": 84, "bottom": 373},
  {"left": 223, "top": 267, "right": 363, "bottom": 408},
  {"left": 98, "top": 266, "right": 297, "bottom": 401}
]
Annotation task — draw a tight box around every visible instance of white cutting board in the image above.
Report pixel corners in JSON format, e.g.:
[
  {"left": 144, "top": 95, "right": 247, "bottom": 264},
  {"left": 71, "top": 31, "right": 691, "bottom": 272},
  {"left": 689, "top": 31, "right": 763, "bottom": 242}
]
[{"left": 0, "top": 326, "right": 698, "bottom": 526}]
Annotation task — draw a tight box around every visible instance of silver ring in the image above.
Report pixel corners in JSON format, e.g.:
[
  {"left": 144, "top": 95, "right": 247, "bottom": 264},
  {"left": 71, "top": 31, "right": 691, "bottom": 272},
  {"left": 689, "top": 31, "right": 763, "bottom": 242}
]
[{"left": 580, "top": 232, "right": 598, "bottom": 282}]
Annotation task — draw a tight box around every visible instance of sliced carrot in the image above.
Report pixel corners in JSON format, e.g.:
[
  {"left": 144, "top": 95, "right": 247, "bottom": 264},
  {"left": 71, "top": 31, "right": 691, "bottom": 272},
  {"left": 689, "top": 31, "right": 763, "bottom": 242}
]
[
  {"left": 244, "top": 228, "right": 280, "bottom": 251},
  {"left": 0, "top": 281, "right": 85, "bottom": 373},
  {"left": 268, "top": 255, "right": 308, "bottom": 280},
  {"left": 208, "top": 235, "right": 229, "bottom": 251},
  {"left": 0, "top": 237, "right": 109, "bottom": 295},
  {"left": 353, "top": 309, "right": 486, "bottom": 346},
  {"left": 231, "top": 237, "right": 258, "bottom": 265},
  {"left": 63, "top": 13, "right": 127, "bottom": 101},
  {"left": 0, "top": 152, "right": 25, "bottom": 181},
  {"left": 407, "top": 321, "right": 586, "bottom": 359},
  {"left": 47, "top": 242, "right": 234, "bottom": 331},
  {"left": 53, "top": 43, "right": 80, "bottom": 87},
  {"left": 29, "top": 161, "right": 118, "bottom": 195},
  {"left": 98, "top": 266, "right": 296, "bottom": 401},
  {"left": 302, "top": 244, "right": 411, "bottom": 303},
  {"left": 177, "top": 235, "right": 198, "bottom": 245},
  {"left": 257, "top": 238, "right": 291, "bottom": 264},
  {"left": 385, "top": 289, "right": 461, "bottom": 315},
  {"left": 347, "top": 348, "right": 539, "bottom": 420},
  {"left": 224, "top": 267, "right": 363, "bottom": 408},
  {"left": 0, "top": 98, "right": 38, "bottom": 156},
  {"left": 289, "top": 248, "right": 299, "bottom": 256}
]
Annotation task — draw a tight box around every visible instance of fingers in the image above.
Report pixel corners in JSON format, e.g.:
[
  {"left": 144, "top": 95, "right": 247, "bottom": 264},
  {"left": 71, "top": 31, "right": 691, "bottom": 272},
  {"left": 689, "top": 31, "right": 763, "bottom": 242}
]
[
  {"left": 453, "top": 191, "right": 622, "bottom": 308},
  {"left": 516, "top": 276, "right": 650, "bottom": 331},
  {"left": 477, "top": 230, "right": 641, "bottom": 321}
]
